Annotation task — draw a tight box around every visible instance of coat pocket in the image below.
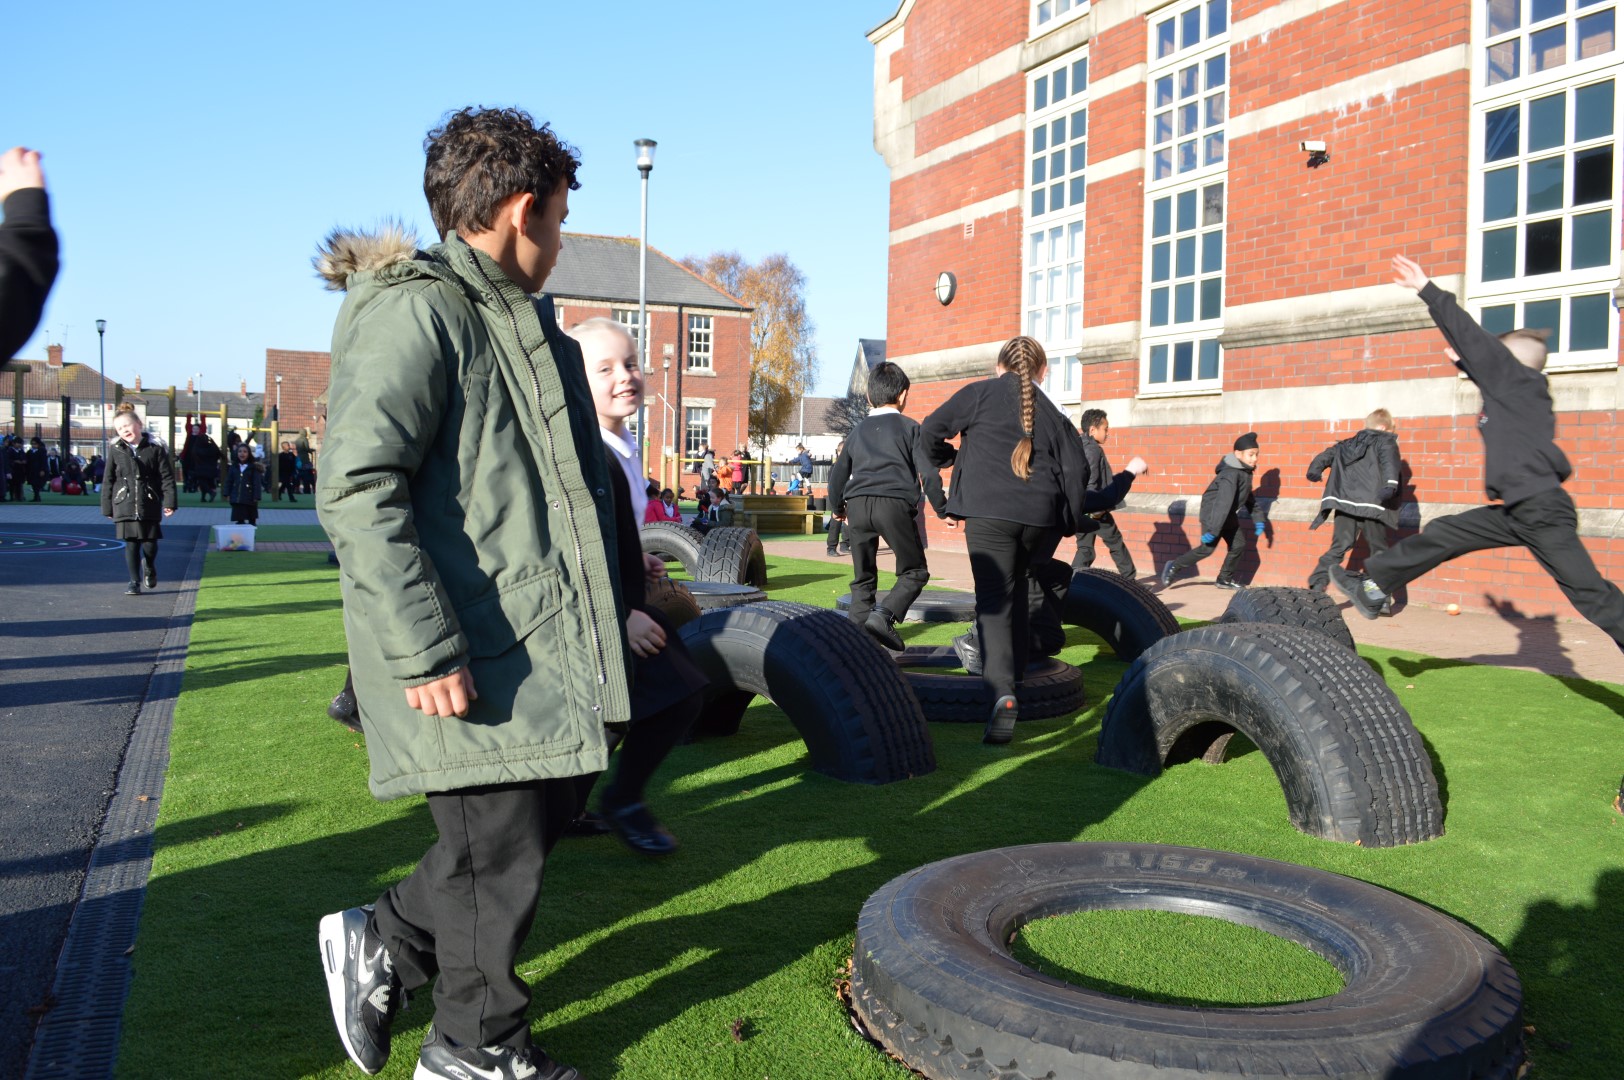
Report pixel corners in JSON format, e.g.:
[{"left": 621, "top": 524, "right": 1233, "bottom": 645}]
[{"left": 455, "top": 570, "right": 562, "bottom": 659}]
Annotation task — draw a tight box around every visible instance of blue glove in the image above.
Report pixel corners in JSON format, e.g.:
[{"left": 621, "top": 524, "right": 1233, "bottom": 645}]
[
  {"left": 1254, "top": 520, "right": 1266, "bottom": 537},
  {"left": 1200, "top": 532, "right": 1217, "bottom": 546}
]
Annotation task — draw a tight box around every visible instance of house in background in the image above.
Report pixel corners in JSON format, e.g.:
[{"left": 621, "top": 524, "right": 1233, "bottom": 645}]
[
  {"left": 869, "top": 0, "right": 1622, "bottom": 616},
  {"left": 849, "top": 338, "right": 887, "bottom": 397}
]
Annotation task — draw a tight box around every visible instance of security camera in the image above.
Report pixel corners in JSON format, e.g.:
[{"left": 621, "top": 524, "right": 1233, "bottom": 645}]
[{"left": 1300, "top": 140, "right": 1326, "bottom": 152}]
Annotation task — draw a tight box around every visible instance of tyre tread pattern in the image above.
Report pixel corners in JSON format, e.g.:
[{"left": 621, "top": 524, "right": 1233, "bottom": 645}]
[
  {"left": 679, "top": 601, "right": 935, "bottom": 783},
  {"left": 1062, "top": 569, "right": 1179, "bottom": 661},
  {"left": 640, "top": 522, "right": 705, "bottom": 577},
  {"left": 1098, "top": 624, "right": 1443, "bottom": 846},
  {"left": 1217, "top": 586, "right": 1357, "bottom": 650},
  {"left": 695, "top": 526, "right": 768, "bottom": 588}
]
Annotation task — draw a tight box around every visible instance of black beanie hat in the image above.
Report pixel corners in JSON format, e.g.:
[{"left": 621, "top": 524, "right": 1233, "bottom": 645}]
[{"left": 1233, "top": 431, "right": 1259, "bottom": 451}]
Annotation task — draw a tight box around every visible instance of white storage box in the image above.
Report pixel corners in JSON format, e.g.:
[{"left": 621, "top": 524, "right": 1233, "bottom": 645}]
[{"left": 214, "top": 524, "right": 256, "bottom": 551}]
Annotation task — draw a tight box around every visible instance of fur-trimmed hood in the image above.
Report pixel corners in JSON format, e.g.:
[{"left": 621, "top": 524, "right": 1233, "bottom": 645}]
[{"left": 313, "top": 223, "right": 420, "bottom": 292}]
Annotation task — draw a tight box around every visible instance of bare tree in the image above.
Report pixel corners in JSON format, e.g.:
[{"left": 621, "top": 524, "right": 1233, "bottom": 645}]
[
  {"left": 825, "top": 390, "right": 871, "bottom": 440},
  {"left": 682, "top": 251, "right": 818, "bottom": 455}
]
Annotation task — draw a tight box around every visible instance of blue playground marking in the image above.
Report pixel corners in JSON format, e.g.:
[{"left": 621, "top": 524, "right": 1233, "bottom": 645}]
[{"left": 0, "top": 532, "right": 124, "bottom": 554}]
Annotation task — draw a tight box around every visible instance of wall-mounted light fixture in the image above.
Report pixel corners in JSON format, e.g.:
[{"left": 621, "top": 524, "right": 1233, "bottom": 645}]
[{"left": 935, "top": 271, "right": 958, "bottom": 305}]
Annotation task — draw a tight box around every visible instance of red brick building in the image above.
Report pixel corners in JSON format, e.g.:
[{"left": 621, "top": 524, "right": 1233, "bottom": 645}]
[
  {"left": 870, "top": 0, "right": 1621, "bottom": 616},
  {"left": 268, "top": 234, "right": 753, "bottom": 492}
]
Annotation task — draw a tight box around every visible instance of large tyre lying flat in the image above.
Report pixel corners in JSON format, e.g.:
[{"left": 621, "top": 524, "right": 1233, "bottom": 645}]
[
  {"left": 1097, "top": 624, "right": 1442, "bottom": 846},
  {"left": 640, "top": 521, "right": 705, "bottom": 577},
  {"left": 1218, "top": 585, "right": 1356, "bottom": 650},
  {"left": 695, "top": 526, "right": 768, "bottom": 588},
  {"left": 835, "top": 589, "right": 978, "bottom": 623},
  {"left": 683, "top": 581, "right": 768, "bottom": 611},
  {"left": 1062, "top": 567, "right": 1179, "bottom": 661},
  {"left": 642, "top": 576, "right": 701, "bottom": 630},
  {"left": 892, "top": 646, "right": 1084, "bottom": 723},
  {"left": 679, "top": 601, "right": 935, "bottom": 783},
  {"left": 851, "top": 842, "right": 1524, "bottom": 1080}
]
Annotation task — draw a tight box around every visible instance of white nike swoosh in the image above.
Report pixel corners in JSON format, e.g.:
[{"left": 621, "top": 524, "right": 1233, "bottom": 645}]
[
  {"left": 357, "top": 943, "right": 384, "bottom": 983},
  {"left": 450, "top": 1062, "right": 505, "bottom": 1080}
]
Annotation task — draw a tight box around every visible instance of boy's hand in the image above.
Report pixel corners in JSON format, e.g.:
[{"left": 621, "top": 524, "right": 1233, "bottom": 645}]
[
  {"left": 1125, "top": 456, "right": 1149, "bottom": 476},
  {"left": 943, "top": 515, "right": 960, "bottom": 530},
  {"left": 626, "top": 609, "right": 666, "bottom": 657},
  {"left": 0, "top": 147, "right": 45, "bottom": 203},
  {"left": 1391, "top": 254, "right": 1428, "bottom": 293},
  {"left": 643, "top": 553, "right": 667, "bottom": 583},
  {"left": 162, "top": 507, "right": 174, "bottom": 517},
  {"left": 405, "top": 667, "right": 477, "bottom": 718}
]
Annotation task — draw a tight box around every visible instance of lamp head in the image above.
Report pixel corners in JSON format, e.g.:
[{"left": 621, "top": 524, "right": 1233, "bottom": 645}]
[
  {"left": 634, "top": 138, "right": 657, "bottom": 174},
  {"left": 96, "top": 319, "right": 107, "bottom": 335}
]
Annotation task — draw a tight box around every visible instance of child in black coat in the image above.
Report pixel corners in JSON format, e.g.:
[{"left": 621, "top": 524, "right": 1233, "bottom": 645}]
[
  {"left": 1160, "top": 432, "right": 1266, "bottom": 589},
  {"left": 102, "top": 405, "right": 176, "bottom": 594},
  {"left": 1306, "top": 409, "right": 1400, "bottom": 593},
  {"left": 1333, "top": 254, "right": 1624, "bottom": 655},
  {"left": 828, "top": 362, "right": 948, "bottom": 651}
]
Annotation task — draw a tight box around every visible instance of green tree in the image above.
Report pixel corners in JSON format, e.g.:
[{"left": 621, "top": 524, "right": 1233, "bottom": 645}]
[{"left": 682, "top": 251, "right": 818, "bottom": 458}]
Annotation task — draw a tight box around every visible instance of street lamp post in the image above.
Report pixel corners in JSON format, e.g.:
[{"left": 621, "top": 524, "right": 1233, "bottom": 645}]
[
  {"left": 194, "top": 373, "right": 203, "bottom": 431},
  {"left": 634, "top": 137, "right": 656, "bottom": 473},
  {"left": 95, "top": 319, "right": 107, "bottom": 458},
  {"left": 661, "top": 357, "right": 670, "bottom": 489}
]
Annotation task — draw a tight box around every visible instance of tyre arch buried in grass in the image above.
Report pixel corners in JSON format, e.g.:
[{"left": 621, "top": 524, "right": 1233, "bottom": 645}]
[
  {"left": 892, "top": 646, "right": 1084, "bottom": 723},
  {"left": 1217, "top": 585, "right": 1357, "bottom": 650},
  {"left": 678, "top": 601, "right": 935, "bottom": 784},
  {"left": 850, "top": 842, "right": 1524, "bottom": 1080},
  {"left": 640, "top": 522, "right": 705, "bottom": 578},
  {"left": 835, "top": 588, "right": 978, "bottom": 623},
  {"left": 694, "top": 526, "right": 768, "bottom": 589},
  {"left": 1096, "top": 624, "right": 1443, "bottom": 846},
  {"left": 1061, "top": 567, "right": 1179, "bottom": 661}
]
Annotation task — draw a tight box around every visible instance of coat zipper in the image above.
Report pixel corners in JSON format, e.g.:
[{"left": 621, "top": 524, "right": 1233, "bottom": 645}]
[{"left": 469, "top": 257, "right": 610, "bottom": 687}]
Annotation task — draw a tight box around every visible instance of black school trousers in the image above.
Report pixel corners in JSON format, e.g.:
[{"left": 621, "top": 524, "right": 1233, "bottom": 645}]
[
  {"left": 1308, "top": 511, "right": 1390, "bottom": 591},
  {"left": 372, "top": 778, "right": 578, "bottom": 1051},
  {"left": 846, "top": 495, "right": 930, "bottom": 624},
  {"left": 1168, "top": 516, "right": 1248, "bottom": 580},
  {"left": 965, "top": 516, "right": 1064, "bottom": 700},
  {"left": 1072, "top": 511, "right": 1137, "bottom": 576},
  {"left": 1364, "top": 486, "right": 1624, "bottom": 650}
]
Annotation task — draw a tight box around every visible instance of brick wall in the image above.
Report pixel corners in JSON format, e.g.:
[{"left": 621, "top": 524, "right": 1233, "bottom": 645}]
[
  {"left": 875, "top": 0, "right": 1624, "bottom": 620},
  {"left": 264, "top": 349, "right": 331, "bottom": 441}
]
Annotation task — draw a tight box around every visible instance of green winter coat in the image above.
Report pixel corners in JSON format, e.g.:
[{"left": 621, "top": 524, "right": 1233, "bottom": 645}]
[{"left": 316, "top": 227, "right": 630, "bottom": 799}]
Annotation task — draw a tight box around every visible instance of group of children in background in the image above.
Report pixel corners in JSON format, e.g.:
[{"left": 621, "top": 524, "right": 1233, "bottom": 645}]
[{"left": 821, "top": 252, "right": 1624, "bottom": 746}]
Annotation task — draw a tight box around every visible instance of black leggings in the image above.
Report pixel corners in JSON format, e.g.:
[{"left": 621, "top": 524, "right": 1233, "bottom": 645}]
[{"left": 123, "top": 540, "right": 157, "bottom": 581}]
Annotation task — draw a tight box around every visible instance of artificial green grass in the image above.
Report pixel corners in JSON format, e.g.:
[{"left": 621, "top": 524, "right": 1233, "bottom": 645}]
[
  {"left": 1011, "top": 910, "right": 1345, "bottom": 1007},
  {"left": 117, "top": 552, "right": 1624, "bottom": 1078}
]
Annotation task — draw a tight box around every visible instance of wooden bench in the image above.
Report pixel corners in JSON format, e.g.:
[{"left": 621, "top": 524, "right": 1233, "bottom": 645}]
[{"left": 737, "top": 494, "right": 824, "bottom": 535}]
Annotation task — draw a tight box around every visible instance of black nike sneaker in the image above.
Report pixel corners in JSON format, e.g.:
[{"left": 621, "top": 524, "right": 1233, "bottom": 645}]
[
  {"left": 319, "top": 905, "right": 404, "bottom": 1075},
  {"left": 414, "top": 1024, "right": 580, "bottom": 1080}
]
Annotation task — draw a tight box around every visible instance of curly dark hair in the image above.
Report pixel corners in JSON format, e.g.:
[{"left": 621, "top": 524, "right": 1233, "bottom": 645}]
[{"left": 423, "top": 107, "right": 582, "bottom": 239}]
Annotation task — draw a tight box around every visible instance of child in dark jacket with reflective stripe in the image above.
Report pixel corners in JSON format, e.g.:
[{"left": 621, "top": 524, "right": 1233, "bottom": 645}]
[
  {"left": 1306, "top": 409, "right": 1400, "bottom": 593},
  {"left": 1161, "top": 432, "right": 1265, "bottom": 590}
]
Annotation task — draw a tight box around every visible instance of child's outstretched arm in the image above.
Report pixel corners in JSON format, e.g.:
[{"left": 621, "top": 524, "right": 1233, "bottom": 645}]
[{"left": 1392, "top": 253, "right": 1521, "bottom": 389}]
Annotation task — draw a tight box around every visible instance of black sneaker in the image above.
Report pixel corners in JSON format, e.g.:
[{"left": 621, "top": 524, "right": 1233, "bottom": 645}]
[
  {"left": 319, "top": 905, "right": 404, "bottom": 1075},
  {"left": 602, "top": 800, "right": 678, "bottom": 856},
  {"left": 1214, "top": 577, "right": 1244, "bottom": 590},
  {"left": 1159, "top": 562, "right": 1179, "bottom": 588},
  {"left": 124, "top": 581, "right": 141, "bottom": 596},
  {"left": 951, "top": 631, "right": 983, "bottom": 676},
  {"left": 415, "top": 1024, "right": 580, "bottom": 1080},
  {"left": 862, "top": 609, "right": 906, "bottom": 651},
  {"left": 145, "top": 564, "right": 157, "bottom": 589},
  {"left": 1330, "top": 566, "right": 1384, "bottom": 621},
  {"left": 825, "top": 547, "right": 839, "bottom": 557},
  {"left": 839, "top": 542, "right": 851, "bottom": 554},
  {"left": 983, "top": 695, "right": 1019, "bottom": 745}
]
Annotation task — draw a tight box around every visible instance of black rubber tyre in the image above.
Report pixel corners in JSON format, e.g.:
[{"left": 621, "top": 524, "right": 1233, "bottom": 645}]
[
  {"left": 1096, "top": 624, "right": 1443, "bottom": 846},
  {"left": 836, "top": 589, "right": 978, "bottom": 623},
  {"left": 1218, "top": 585, "right": 1357, "bottom": 650},
  {"left": 695, "top": 525, "right": 768, "bottom": 588},
  {"left": 679, "top": 601, "right": 935, "bottom": 783},
  {"left": 682, "top": 581, "right": 768, "bottom": 611},
  {"left": 851, "top": 842, "right": 1524, "bottom": 1080},
  {"left": 892, "top": 646, "right": 1085, "bottom": 723},
  {"left": 640, "top": 521, "right": 705, "bottom": 577},
  {"left": 642, "top": 576, "right": 702, "bottom": 630},
  {"left": 1062, "top": 568, "right": 1179, "bottom": 661}
]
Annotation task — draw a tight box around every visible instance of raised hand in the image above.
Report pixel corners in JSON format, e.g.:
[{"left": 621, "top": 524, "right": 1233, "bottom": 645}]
[{"left": 1391, "top": 254, "right": 1428, "bottom": 293}]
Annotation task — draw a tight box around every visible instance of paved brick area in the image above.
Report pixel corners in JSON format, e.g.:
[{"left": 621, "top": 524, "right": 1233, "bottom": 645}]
[{"left": 769, "top": 538, "right": 1624, "bottom": 686}]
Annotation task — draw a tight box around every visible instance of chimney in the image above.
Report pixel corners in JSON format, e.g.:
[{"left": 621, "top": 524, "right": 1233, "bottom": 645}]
[
  {"left": 240, "top": 378, "right": 247, "bottom": 396},
  {"left": 134, "top": 375, "right": 143, "bottom": 392},
  {"left": 46, "top": 344, "right": 63, "bottom": 369},
  {"left": 186, "top": 376, "right": 194, "bottom": 393}
]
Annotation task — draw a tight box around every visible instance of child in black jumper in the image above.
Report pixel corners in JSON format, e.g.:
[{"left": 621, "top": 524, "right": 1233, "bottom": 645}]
[
  {"left": 828, "top": 362, "right": 948, "bottom": 651},
  {"left": 1160, "top": 432, "right": 1266, "bottom": 589},
  {"left": 1333, "top": 254, "right": 1624, "bottom": 655}
]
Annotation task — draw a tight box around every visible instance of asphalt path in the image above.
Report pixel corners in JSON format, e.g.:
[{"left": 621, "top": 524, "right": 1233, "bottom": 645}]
[{"left": 0, "top": 522, "right": 202, "bottom": 1078}]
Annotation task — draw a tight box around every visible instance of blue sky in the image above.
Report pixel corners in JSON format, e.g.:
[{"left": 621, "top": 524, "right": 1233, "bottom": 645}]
[{"left": 7, "top": 1, "right": 897, "bottom": 399}]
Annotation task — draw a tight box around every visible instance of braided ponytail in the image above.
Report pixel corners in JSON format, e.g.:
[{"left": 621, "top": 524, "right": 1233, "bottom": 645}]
[{"left": 998, "top": 336, "right": 1046, "bottom": 481}]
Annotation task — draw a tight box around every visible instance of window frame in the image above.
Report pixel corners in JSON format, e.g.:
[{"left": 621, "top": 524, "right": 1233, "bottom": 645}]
[
  {"left": 1024, "top": 46, "right": 1091, "bottom": 379},
  {"left": 1468, "top": 0, "right": 1621, "bottom": 371},
  {"left": 687, "top": 313, "right": 714, "bottom": 370},
  {"left": 1031, "top": 0, "right": 1089, "bottom": 39},
  {"left": 1140, "top": 0, "right": 1231, "bottom": 397}
]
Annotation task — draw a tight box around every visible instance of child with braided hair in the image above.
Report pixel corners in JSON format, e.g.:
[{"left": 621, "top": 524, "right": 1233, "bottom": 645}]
[{"left": 923, "top": 336, "right": 1147, "bottom": 744}]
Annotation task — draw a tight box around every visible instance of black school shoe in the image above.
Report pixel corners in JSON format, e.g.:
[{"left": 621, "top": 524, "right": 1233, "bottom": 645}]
[
  {"left": 1330, "top": 566, "right": 1385, "bottom": 620},
  {"left": 602, "top": 800, "right": 678, "bottom": 856},
  {"left": 124, "top": 581, "right": 141, "bottom": 596},
  {"left": 145, "top": 564, "right": 157, "bottom": 589},
  {"left": 318, "top": 905, "right": 404, "bottom": 1075},
  {"left": 1159, "top": 562, "right": 1179, "bottom": 588},
  {"left": 863, "top": 609, "right": 906, "bottom": 651},
  {"left": 983, "top": 694, "right": 1019, "bottom": 745},
  {"left": 1214, "top": 577, "right": 1244, "bottom": 590},
  {"left": 415, "top": 1024, "right": 580, "bottom": 1080}
]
